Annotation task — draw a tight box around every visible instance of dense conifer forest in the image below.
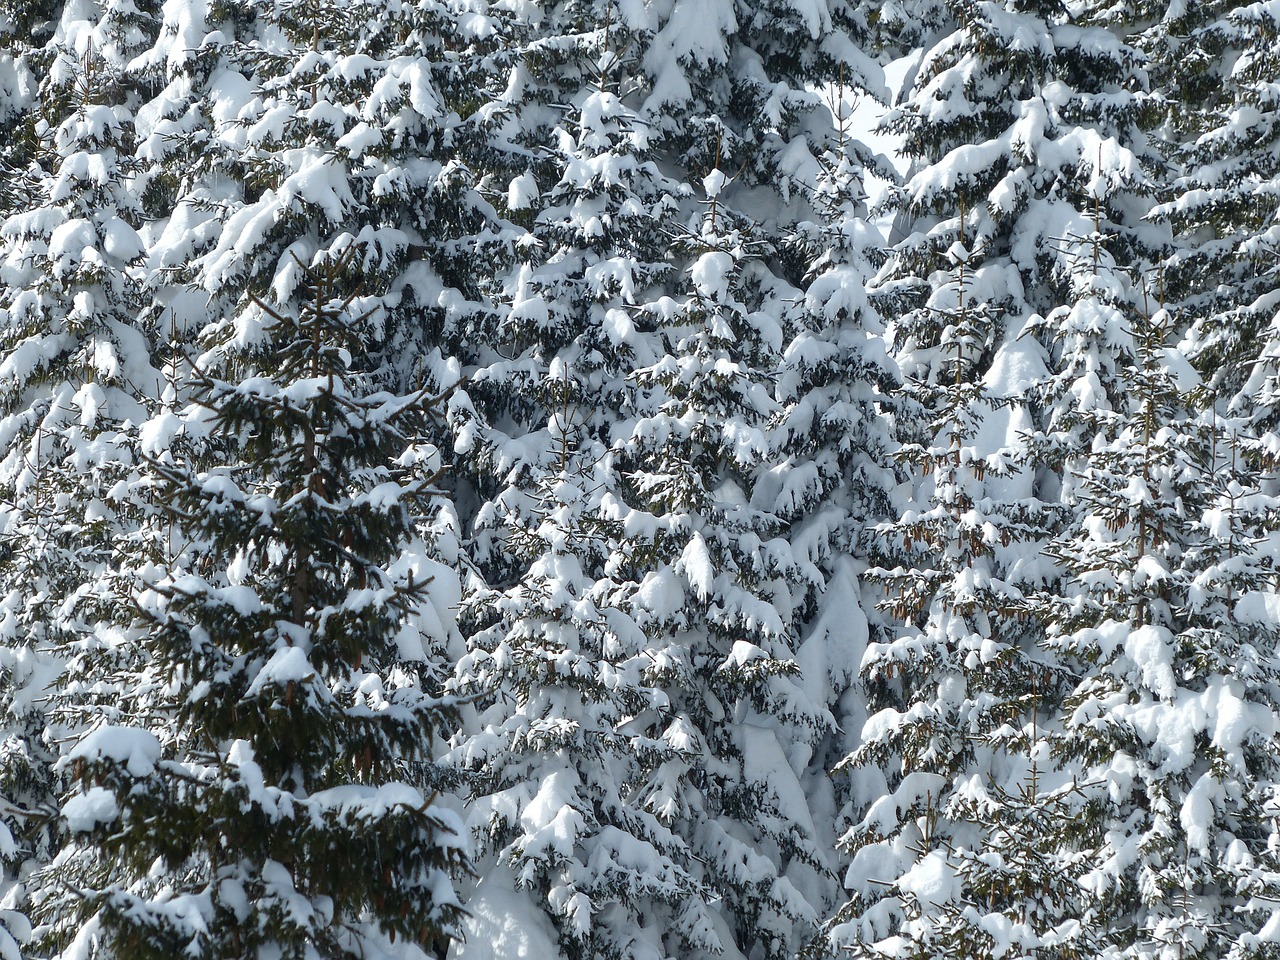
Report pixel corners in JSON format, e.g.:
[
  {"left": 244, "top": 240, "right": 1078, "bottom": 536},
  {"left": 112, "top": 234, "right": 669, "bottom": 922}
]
[{"left": 2, "top": 1, "right": 1280, "bottom": 958}]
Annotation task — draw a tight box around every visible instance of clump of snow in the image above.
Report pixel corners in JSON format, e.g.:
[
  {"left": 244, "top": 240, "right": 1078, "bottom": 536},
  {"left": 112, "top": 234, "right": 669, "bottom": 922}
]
[
  {"left": 449, "top": 874, "right": 564, "bottom": 960},
  {"left": 691, "top": 252, "right": 734, "bottom": 299},
  {"left": 1236, "top": 591, "right": 1280, "bottom": 625},
  {"left": 63, "top": 787, "right": 120, "bottom": 833},
  {"left": 896, "top": 850, "right": 959, "bottom": 910},
  {"left": 703, "top": 168, "right": 730, "bottom": 198},
  {"left": 246, "top": 646, "right": 315, "bottom": 698},
  {"left": 507, "top": 172, "right": 539, "bottom": 210},
  {"left": 1123, "top": 624, "right": 1176, "bottom": 700},
  {"left": 70, "top": 726, "right": 162, "bottom": 777}
]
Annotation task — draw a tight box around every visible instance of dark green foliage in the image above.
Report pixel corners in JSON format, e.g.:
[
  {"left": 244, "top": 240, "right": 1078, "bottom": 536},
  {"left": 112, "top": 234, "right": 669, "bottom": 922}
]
[{"left": 39, "top": 252, "right": 468, "bottom": 959}]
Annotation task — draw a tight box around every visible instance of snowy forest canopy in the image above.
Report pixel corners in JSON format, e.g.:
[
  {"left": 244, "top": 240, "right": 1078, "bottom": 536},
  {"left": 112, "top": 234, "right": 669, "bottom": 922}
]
[{"left": 1, "top": 0, "right": 1279, "bottom": 959}]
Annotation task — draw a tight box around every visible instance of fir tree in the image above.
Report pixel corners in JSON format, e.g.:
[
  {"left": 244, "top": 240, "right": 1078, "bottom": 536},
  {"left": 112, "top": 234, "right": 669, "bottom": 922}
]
[
  {"left": 1147, "top": 9, "right": 1280, "bottom": 946},
  {"left": 1041, "top": 284, "right": 1280, "bottom": 960},
  {"left": 139, "top": 0, "right": 516, "bottom": 391},
  {"left": 453, "top": 436, "right": 712, "bottom": 960},
  {"left": 38, "top": 251, "right": 469, "bottom": 959},
  {"left": 608, "top": 155, "right": 840, "bottom": 959},
  {"left": 447, "top": 7, "right": 724, "bottom": 957},
  {"left": 1149, "top": 0, "right": 1279, "bottom": 401},
  {"left": 0, "top": 2, "right": 162, "bottom": 948},
  {"left": 448, "top": 0, "right": 898, "bottom": 950},
  {"left": 773, "top": 66, "right": 901, "bottom": 879},
  {"left": 826, "top": 230, "right": 1091, "bottom": 960},
  {"left": 621, "top": 4, "right": 895, "bottom": 953},
  {"left": 825, "top": 0, "right": 1176, "bottom": 951},
  {"left": 1156, "top": 0, "right": 1280, "bottom": 486}
]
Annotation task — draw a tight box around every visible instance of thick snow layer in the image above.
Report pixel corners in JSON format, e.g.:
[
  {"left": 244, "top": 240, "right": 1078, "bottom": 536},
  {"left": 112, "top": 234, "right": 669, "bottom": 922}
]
[
  {"left": 62, "top": 786, "right": 119, "bottom": 832},
  {"left": 677, "top": 533, "right": 715, "bottom": 600},
  {"left": 896, "top": 850, "right": 959, "bottom": 909},
  {"left": 643, "top": 0, "right": 735, "bottom": 113},
  {"left": 1123, "top": 624, "right": 1177, "bottom": 701},
  {"left": 1088, "top": 621, "right": 1276, "bottom": 775},
  {"left": 519, "top": 770, "right": 586, "bottom": 862},
  {"left": 310, "top": 783, "right": 464, "bottom": 836},
  {"left": 691, "top": 251, "right": 735, "bottom": 300},
  {"left": 703, "top": 169, "right": 730, "bottom": 199},
  {"left": 69, "top": 726, "right": 161, "bottom": 777},
  {"left": 1236, "top": 591, "right": 1280, "bottom": 625},
  {"left": 448, "top": 875, "right": 563, "bottom": 960},
  {"left": 507, "top": 172, "right": 539, "bottom": 210},
  {"left": 246, "top": 647, "right": 315, "bottom": 697},
  {"left": 1180, "top": 772, "right": 1220, "bottom": 853},
  {"left": 47, "top": 219, "right": 95, "bottom": 273},
  {"left": 741, "top": 722, "right": 816, "bottom": 835}
]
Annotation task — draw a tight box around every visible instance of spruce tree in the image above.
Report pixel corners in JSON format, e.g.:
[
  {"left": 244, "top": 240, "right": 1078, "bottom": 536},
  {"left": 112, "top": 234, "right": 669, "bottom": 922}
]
[
  {"left": 826, "top": 229, "right": 1096, "bottom": 960},
  {"left": 824, "top": 0, "right": 1176, "bottom": 951},
  {"left": 1039, "top": 283, "right": 1280, "bottom": 959},
  {"left": 620, "top": 4, "right": 895, "bottom": 954},
  {"left": 1009, "top": 0, "right": 1280, "bottom": 945},
  {"left": 138, "top": 0, "right": 515, "bottom": 391},
  {"left": 608, "top": 147, "right": 874, "bottom": 959},
  {"left": 1150, "top": 9, "right": 1280, "bottom": 945},
  {"left": 454, "top": 444, "right": 714, "bottom": 960},
  {"left": 774, "top": 67, "right": 901, "bottom": 884},
  {"left": 0, "top": 2, "right": 163, "bottom": 949},
  {"left": 1152, "top": 0, "right": 1280, "bottom": 404},
  {"left": 445, "top": 0, "right": 901, "bottom": 952},
  {"left": 446, "top": 7, "right": 734, "bottom": 957},
  {"left": 39, "top": 252, "right": 469, "bottom": 959}
]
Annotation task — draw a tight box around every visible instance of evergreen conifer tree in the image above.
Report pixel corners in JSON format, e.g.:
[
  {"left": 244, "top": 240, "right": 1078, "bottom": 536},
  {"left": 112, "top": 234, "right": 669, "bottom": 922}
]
[
  {"left": 446, "top": 7, "right": 734, "bottom": 957},
  {"left": 825, "top": 0, "right": 1174, "bottom": 952},
  {"left": 619, "top": 4, "right": 895, "bottom": 954},
  {"left": 39, "top": 251, "right": 469, "bottom": 959},
  {"left": 607, "top": 151, "right": 853, "bottom": 958},
  {"left": 0, "top": 3, "right": 162, "bottom": 949},
  {"left": 774, "top": 69, "right": 901, "bottom": 880},
  {"left": 137, "top": 0, "right": 515, "bottom": 391},
  {"left": 445, "top": 2, "right": 899, "bottom": 957},
  {"left": 1039, "top": 283, "right": 1280, "bottom": 959},
  {"left": 1153, "top": 0, "right": 1280, "bottom": 404},
  {"left": 826, "top": 231, "right": 1094, "bottom": 960}
]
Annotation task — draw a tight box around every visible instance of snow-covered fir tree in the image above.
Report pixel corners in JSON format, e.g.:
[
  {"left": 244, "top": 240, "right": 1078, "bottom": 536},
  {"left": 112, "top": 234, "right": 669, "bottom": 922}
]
[
  {"left": 130, "top": 0, "right": 515, "bottom": 391},
  {"left": 773, "top": 66, "right": 901, "bottom": 890},
  {"left": 611, "top": 171, "right": 834, "bottom": 960},
  {"left": 994, "top": 0, "right": 1280, "bottom": 949},
  {"left": 1145, "top": 11, "right": 1280, "bottom": 946},
  {"left": 824, "top": 0, "right": 1181, "bottom": 952},
  {"left": 447, "top": 7, "right": 723, "bottom": 956},
  {"left": 1038, "top": 276, "right": 1280, "bottom": 959},
  {"left": 0, "top": 0, "right": 56, "bottom": 217},
  {"left": 612, "top": 4, "right": 895, "bottom": 955},
  {"left": 825, "top": 224, "right": 1099, "bottom": 960},
  {"left": 1144, "top": 0, "right": 1271, "bottom": 388},
  {"left": 453, "top": 437, "right": 715, "bottom": 960},
  {"left": 38, "top": 252, "right": 469, "bottom": 960},
  {"left": 1156, "top": 0, "right": 1280, "bottom": 435},
  {"left": 448, "top": 2, "right": 897, "bottom": 957},
  {"left": 0, "top": 3, "right": 163, "bottom": 951}
]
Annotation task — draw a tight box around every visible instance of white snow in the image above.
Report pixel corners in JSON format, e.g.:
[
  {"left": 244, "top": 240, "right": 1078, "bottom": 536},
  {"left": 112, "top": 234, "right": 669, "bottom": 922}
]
[
  {"left": 507, "top": 172, "right": 539, "bottom": 210},
  {"left": 896, "top": 850, "right": 959, "bottom": 910},
  {"left": 62, "top": 787, "right": 119, "bottom": 832},
  {"left": 691, "top": 251, "right": 735, "bottom": 300},
  {"left": 69, "top": 726, "right": 161, "bottom": 777},
  {"left": 448, "top": 875, "right": 563, "bottom": 960},
  {"left": 1123, "top": 624, "right": 1176, "bottom": 700}
]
